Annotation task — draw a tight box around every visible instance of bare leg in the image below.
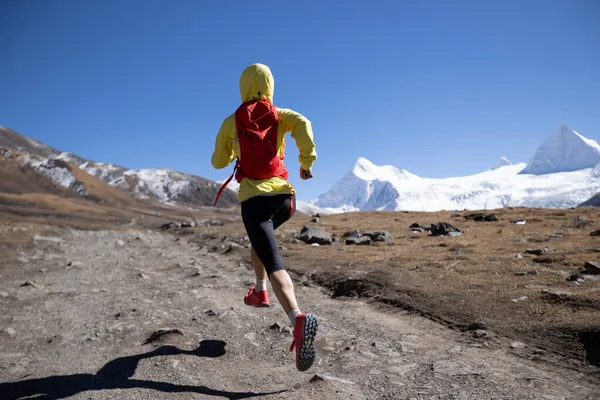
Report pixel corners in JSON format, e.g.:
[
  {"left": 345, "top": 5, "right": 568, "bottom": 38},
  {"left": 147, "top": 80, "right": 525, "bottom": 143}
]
[
  {"left": 250, "top": 248, "right": 267, "bottom": 281},
  {"left": 250, "top": 247, "right": 298, "bottom": 314},
  {"left": 269, "top": 270, "right": 299, "bottom": 315}
]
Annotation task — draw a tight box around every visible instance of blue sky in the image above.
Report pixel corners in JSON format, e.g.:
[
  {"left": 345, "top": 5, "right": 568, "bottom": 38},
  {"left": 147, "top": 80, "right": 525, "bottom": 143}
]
[{"left": 1, "top": 0, "right": 599, "bottom": 201}]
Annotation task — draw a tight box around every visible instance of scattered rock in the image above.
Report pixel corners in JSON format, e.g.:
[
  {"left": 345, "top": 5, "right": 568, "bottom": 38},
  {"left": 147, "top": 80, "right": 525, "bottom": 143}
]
[
  {"left": 590, "top": 230, "right": 600, "bottom": 237},
  {"left": 310, "top": 374, "right": 355, "bottom": 385},
  {"left": 297, "top": 226, "right": 333, "bottom": 245},
  {"left": 203, "top": 309, "right": 218, "bottom": 316},
  {"left": 468, "top": 322, "right": 487, "bottom": 331},
  {"left": 583, "top": 261, "right": 600, "bottom": 275},
  {"left": 516, "top": 254, "right": 524, "bottom": 259},
  {"left": 567, "top": 272, "right": 584, "bottom": 282},
  {"left": 244, "top": 332, "right": 256, "bottom": 341},
  {"left": 547, "top": 234, "right": 564, "bottom": 239},
  {"left": 343, "top": 230, "right": 361, "bottom": 239},
  {"left": 39, "top": 268, "right": 48, "bottom": 273},
  {"left": 67, "top": 261, "right": 83, "bottom": 267},
  {"left": 511, "top": 296, "right": 528, "bottom": 302},
  {"left": 430, "top": 222, "right": 462, "bottom": 237},
  {"left": 158, "top": 222, "right": 182, "bottom": 231},
  {"left": 269, "top": 322, "right": 283, "bottom": 331},
  {"left": 363, "top": 231, "right": 393, "bottom": 242},
  {"left": 0, "top": 291, "right": 9, "bottom": 298},
  {"left": 514, "top": 270, "right": 538, "bottom": 276},
  {"left": 472, "top": 330, "right": 487, "bottom": 338},
  {"left": 345, "top": 236, "right": 372, "bottom": 246},
  {"left": 464, "top": 213, "right": 498, "bottom": 222},
  {"left": 116, "top": 240, "right": 125, "bottom": 247},
  {"left": 17, "top": 257, "right": 28, "bottom": 264},
  {"left": 511, "top": 219, "right": 527, "bottom": 225},
  {"left": 181, "top": 220, "right": 196, "bottom": 228},
  {"left": 510, "top": 342, "right": 526, "bottom": 349},
  {"left": 409, "top": 223, "right": 431, "bottom": 233},
  {"left": 311, "top": 216, "right": 319, "bottom": 223},
  {"left": 524, "top": 247, "right": 551, "bottom": 256},
  {"left": 534, "top": 255, "right": 565, "bottom": 264},
  {"left": 33, "top": 234, "right": 64, "bottom": 243},
  {"left": 20, "top": 280, "right": 41, "bottom": 289},
  {"left": 138, "top": 273, "right": 150, "bottom": 280},
  {"left": 143, "top": 328, "right": 183, "bottom": 344},
  {"left": 4, "top": 328, "right": 16, "bottom": 337}
]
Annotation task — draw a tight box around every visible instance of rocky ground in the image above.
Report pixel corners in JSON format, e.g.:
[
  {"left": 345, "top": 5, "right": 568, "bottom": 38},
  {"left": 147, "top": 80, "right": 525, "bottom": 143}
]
[{"left": 1, "top": 223, "right": 599, "bottom": 399}]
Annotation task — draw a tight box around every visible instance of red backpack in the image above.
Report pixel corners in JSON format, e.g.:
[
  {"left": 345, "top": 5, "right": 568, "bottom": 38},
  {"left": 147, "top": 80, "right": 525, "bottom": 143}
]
[{"left": 214, "top": 100, "right": 288, "bottom": 205}]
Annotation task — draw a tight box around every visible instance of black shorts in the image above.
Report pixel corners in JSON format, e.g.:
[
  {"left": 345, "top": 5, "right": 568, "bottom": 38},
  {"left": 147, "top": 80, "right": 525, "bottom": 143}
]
[{"left": 241, "top": 193, "right": 296, "bottom": 277}]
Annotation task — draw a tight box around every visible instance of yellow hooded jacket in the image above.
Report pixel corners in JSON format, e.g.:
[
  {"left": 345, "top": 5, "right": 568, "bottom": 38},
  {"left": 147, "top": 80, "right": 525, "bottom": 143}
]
[{"left": 211, "top": 64, "right": 317, "bottom": 203}]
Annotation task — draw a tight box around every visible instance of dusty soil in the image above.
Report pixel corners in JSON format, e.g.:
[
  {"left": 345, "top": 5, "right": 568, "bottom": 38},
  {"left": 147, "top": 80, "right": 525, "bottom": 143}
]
[{"left": 1, "top": 221, "right": 599, "bottom": 399}]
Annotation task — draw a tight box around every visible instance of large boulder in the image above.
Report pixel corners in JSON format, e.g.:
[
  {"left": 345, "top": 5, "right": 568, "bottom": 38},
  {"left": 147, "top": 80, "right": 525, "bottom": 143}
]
[
  {"left": 345, "top": 236, "right": 372, "bottom": 245},
  {"left": 298, "top": 226, "right": 333, "bottom": 245},
  {"left": 342, "top": 230, "right": 361, "bottom": 239},
  {"left": 430, "top": 222, "right": 462, "bottom": 237},
  {"left": 363, "top": 231, "right": 393, "bottom": 242}
]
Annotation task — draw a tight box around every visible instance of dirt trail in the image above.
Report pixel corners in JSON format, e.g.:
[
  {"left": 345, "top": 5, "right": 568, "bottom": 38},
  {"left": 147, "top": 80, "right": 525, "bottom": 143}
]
[{"left": 0, "top": 226, "right": 598, "bottom": 399}]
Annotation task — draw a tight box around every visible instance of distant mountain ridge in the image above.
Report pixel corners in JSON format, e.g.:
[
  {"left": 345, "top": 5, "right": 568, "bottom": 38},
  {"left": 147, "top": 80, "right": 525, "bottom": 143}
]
[
  {"left": 305, "top": 125, "right": 600, "bottom": 213},
  {"left": 0, "top": 126, "right": 238, "bottom": 208}
]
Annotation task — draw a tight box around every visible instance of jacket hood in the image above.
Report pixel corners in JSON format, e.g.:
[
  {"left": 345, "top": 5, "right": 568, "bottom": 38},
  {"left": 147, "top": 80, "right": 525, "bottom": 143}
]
[{"left": 239, "top": 63, "right": 274, "bottom": 103}]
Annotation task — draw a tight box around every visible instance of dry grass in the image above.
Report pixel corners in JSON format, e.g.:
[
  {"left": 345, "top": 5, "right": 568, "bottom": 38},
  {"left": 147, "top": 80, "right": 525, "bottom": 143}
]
[{"left": 269, "top": 207, "right": 600, "bottom": 363}]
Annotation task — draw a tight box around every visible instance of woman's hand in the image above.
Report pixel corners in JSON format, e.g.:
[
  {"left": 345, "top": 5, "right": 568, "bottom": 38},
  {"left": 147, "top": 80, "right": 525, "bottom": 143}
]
[{"left": 300, "top": 167, "right": 313, "bottom": 180}]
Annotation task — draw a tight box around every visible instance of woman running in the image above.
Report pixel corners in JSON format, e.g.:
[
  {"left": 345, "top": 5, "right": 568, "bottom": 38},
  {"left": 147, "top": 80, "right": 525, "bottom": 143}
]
[{"left": 212, "top": 63, "right": 318, "bottom": 372}]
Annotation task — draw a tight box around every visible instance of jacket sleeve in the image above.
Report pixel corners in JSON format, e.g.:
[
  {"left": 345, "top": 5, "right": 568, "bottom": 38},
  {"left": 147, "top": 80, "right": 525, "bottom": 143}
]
[
  {"left": 211, "top": 114, "right": 236, "bottom": 169},
  {"left": 278, "top": 108, "right": 317, "bottom": 170}
]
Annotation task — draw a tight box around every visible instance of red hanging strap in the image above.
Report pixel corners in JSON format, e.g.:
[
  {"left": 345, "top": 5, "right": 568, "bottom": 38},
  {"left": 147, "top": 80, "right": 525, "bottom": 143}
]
[{"left": 213, "top": 160, "right": 239, "bottom": 206}]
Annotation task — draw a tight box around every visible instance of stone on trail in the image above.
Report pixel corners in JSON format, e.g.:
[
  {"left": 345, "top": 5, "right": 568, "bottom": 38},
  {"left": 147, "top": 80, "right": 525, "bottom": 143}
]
[
  {"left": 468, "top": 322, "right": 487, "bottom": 331},
  {"left": 567, "top": 272, "right": 584, "bottom": 282},
  {"left": 310, "top": 374, "right": 355, "bottom": 385},
  {"left": 4, "top": 328, "right": 16, "bottom": 337},
  {"left": 583, "top": 261, "right": 600, "bottom": 275},
  {"left": 524, "top": 247, "right": 551, "bottom": 256},
  {"left": 514, "top": 270, "right": 538, "bottom": 276},
  {"left": 143, "top": 328, "right": 183, "bottom": 344},
  {"left": 20, "top": 280, "right": 41, "bottom": 289},
  {"left": 298, "top": 226, "right": 332, "bottom": 245}
]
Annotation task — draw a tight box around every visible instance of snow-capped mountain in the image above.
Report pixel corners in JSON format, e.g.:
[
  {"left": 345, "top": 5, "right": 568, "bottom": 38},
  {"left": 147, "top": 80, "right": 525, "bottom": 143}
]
[
  {"left": 0, "top": 127, "right": 238, "bottom": 207},
  {"left": 580, "top": 192, "right": 600, "bottom": 207},
  {"left": 519, "top": 125, "right": 600, "bottom": 175},
  {"left": 310, "top": 125, "right": 600, "bottom": 212},
  {"left": 491, "top": 157, "right": 512, "bottom": 170},
  {"left": 314, "top": 157, "right": 419, "bottom": 212}
]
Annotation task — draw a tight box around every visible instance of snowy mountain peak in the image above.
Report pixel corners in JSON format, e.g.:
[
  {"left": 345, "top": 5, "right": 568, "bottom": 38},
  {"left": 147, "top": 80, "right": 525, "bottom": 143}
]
[
  {"left": 491, "top": 157, "right": 512, "bottom": 170},
  {"left": 351, "top": 157, "right": 418, "bottom": 182},
  {"left": 519, "top": 125, "right": 600, "bottom": 175}
]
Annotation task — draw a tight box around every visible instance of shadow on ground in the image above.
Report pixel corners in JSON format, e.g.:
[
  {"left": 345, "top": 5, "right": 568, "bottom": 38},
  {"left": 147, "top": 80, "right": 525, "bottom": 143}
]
[{"left": 0, "top": 340, "right": 286, "bottom": 400}]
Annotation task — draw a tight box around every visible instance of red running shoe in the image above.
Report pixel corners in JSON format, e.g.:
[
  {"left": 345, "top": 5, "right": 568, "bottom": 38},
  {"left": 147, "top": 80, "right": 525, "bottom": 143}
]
[
  {"left": 289, "top": 313, "right": 318, "bottom": 371},
  {"left": 243, "top": 287, "right": 270, "bottom": 307}
]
